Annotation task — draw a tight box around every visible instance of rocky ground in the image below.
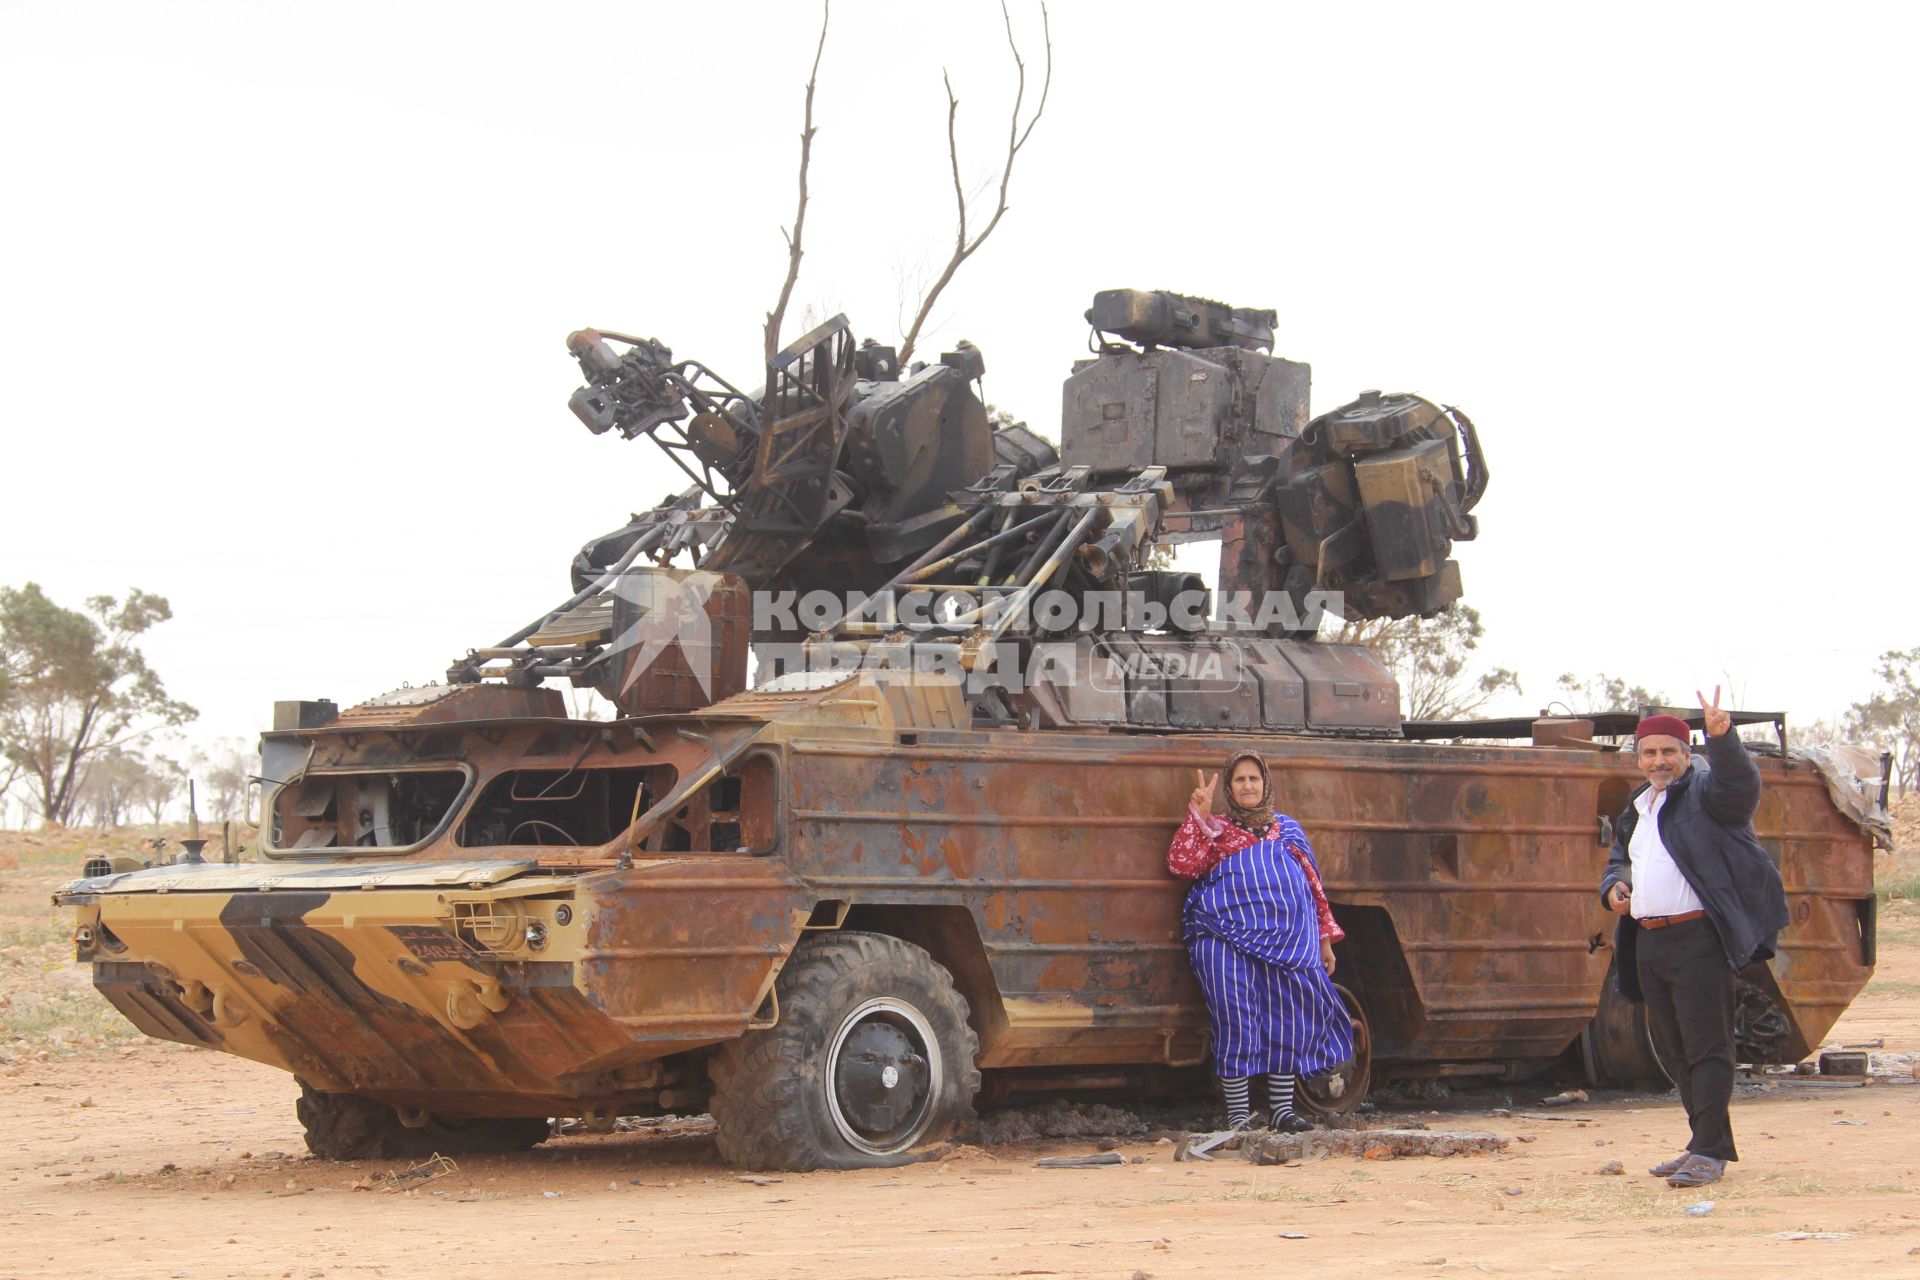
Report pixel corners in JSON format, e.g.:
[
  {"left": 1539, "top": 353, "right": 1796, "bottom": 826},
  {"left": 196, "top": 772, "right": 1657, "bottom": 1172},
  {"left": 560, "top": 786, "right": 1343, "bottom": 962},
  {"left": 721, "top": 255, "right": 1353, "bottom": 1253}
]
[{"left": 2, "top": 816, "right": 1917, "bottom": 1279}]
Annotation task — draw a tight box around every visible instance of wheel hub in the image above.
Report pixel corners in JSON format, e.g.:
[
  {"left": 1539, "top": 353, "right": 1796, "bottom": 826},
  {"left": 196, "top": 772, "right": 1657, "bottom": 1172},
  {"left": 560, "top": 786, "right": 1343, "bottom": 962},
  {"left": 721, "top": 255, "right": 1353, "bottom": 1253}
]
[{"left": 826, "top": 997, "right": 941, "bottom": 1154}]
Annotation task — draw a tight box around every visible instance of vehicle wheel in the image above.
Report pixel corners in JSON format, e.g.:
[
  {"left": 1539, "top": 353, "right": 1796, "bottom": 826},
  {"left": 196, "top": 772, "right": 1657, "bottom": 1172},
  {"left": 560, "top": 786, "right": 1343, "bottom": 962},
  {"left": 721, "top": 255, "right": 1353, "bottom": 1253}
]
[
  {"left": 1579, "top": 964, "right": 1672, "bottom": 1089},
  {"left": 1732, "top": 976, "right": 1794, "bottom": 1064},
  {"left": 707, "top": 931, "right": 981, "bottom": 1171},
  {"left": 295, "top": 1083, "right": 550, "bottom": 1159},
  {"left": 1297, "top": 983, "right": 1372, "bottom": 1117}
]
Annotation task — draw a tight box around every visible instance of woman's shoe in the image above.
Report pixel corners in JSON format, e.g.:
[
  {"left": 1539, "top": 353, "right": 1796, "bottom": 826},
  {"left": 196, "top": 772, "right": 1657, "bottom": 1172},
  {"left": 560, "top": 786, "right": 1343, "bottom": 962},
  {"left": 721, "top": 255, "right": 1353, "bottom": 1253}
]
[{"left": 1270, "top": 1110, "right": 1315, "bottom": 1134}]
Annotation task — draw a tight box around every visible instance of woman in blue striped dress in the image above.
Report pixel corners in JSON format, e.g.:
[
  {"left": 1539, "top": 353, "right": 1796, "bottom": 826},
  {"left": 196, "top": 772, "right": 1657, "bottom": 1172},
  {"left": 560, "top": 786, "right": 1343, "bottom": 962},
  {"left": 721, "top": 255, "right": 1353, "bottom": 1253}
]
[{"left": 1167, "top": 751, "right": 1353, "bottom": 1131}]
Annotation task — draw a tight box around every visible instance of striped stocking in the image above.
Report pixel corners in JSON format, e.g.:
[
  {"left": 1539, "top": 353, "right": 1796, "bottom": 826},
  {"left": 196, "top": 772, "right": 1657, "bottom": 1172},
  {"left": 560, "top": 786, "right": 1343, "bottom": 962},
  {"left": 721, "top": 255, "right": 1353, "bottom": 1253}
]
[
  {"left": 1220, "top": 1075, "right": 1252, "bottom": 1128},
  {"left": 1267, "top": 1072, "right": 1298, "bottom": 1126}
]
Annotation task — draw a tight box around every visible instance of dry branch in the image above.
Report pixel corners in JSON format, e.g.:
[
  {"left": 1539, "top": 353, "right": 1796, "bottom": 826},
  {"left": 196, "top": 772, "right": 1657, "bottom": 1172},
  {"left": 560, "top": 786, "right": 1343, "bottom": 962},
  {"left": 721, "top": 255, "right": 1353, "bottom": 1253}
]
[
  {"left": 765, "top": 2, "right": 831, "bottom": 366},
  {"left": 897, "top": 0, "right": 1051, "bottom": 370}
]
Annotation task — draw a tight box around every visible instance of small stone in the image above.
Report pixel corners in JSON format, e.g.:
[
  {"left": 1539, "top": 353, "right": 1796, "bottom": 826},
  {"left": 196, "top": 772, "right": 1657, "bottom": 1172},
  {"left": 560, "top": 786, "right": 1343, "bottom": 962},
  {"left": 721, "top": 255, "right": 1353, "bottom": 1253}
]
[
  {"left": 1362, "top": 1144, "right": 1392, "bottom": 1161},
  {"left": 1502, "top": 1185, "right": 1523, "bottom": 1196},
  {"left": 1096, "top": 1137, "right": 1122, "bottom": 1152},
  {"left": 1421, "top": 1259, "right": 1446, "bottom": 1267},
  {"left": 1596, "top": 1161, "right": 1625, "bottom": 1175},
  {"left": 1516, "top": 1134, "right": 1536, "bottom": 1143},
  {"left": 542, "top": 1190, "right": 560, "bottom": 1198}
]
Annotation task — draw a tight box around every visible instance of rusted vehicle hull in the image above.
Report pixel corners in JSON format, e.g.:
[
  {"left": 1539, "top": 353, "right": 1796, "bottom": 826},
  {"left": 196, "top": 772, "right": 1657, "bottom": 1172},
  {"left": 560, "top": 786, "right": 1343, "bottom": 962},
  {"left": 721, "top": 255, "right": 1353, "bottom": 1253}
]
[{"left": 58, "top": 680, "right": 1876, "bottom": 1154}]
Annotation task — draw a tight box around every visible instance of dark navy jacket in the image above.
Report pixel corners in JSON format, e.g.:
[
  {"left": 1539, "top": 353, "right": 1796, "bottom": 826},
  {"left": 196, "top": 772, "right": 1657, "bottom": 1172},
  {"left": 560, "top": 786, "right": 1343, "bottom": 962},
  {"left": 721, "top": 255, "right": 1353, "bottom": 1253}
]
[{"left": 1597, "top": 731, "right": 1791, "bottom": 1001}]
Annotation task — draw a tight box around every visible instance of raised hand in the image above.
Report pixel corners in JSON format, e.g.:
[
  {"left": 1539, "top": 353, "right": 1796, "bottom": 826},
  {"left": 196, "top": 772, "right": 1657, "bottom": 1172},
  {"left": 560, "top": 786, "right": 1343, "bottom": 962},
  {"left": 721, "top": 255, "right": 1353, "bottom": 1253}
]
[
  {"left": 1189, "top": 770, "right": 1220, "bottom": 813},
  {"left": 1697, "top": 685, "right": 1731, "bottom": 738}
]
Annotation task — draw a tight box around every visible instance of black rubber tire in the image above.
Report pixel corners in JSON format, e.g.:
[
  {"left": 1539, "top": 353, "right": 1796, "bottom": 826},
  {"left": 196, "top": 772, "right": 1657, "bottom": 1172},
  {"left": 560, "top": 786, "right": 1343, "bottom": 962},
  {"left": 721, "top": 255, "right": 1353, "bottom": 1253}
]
[
  {"left": 708, "top": 931, "right": 981, "bottom": 1171},
  {"left": 295, "top": 1083, "right": 550, "bottom": 1160},
  {"left": 1579, "top": 965, "right": 1674, "bottom": 1090}
]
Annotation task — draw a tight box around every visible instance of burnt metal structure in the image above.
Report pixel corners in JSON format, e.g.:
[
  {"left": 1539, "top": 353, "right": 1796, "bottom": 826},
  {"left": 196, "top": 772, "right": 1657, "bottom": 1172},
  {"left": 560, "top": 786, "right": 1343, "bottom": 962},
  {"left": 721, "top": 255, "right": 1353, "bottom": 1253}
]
[{"left": 56, "top": 290, "right": 1880, "bottom": 1171}]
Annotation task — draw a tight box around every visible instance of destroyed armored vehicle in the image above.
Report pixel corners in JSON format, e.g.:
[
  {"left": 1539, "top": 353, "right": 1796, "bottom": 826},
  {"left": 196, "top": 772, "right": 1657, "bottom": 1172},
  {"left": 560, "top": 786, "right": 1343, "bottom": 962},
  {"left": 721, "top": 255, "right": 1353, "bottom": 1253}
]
[{"left": 56, "top": 291, "right": 1884, "bottom": 1169}]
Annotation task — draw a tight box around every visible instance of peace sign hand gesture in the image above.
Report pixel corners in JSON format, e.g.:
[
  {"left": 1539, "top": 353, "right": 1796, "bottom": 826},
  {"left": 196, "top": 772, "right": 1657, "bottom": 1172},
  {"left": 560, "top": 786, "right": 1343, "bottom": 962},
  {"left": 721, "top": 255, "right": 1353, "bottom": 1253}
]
[
  {"left": 1697, "top": 685, "right": 1731, "bottom": 738},
  {"left": 1189, "top": 770, "right": 1220, "bottom": 813}
]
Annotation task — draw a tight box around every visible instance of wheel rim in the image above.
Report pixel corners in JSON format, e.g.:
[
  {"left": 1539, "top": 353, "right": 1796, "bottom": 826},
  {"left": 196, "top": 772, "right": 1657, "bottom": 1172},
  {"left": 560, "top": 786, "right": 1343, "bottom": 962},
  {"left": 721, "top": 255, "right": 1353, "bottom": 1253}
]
[
  {"left": 1298, "top": 983, "right": 1372, "bottom": 1116},
  {"left": 825, "top": 996, "right": 942, "bottom": 1156}
]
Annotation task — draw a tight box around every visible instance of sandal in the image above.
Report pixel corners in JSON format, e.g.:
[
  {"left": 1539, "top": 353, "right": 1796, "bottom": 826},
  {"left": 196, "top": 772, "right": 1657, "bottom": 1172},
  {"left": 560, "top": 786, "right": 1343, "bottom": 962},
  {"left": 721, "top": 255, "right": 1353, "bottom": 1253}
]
[{"left": 1665, "top": 1155, "right": 1724, "bottom": 1188}]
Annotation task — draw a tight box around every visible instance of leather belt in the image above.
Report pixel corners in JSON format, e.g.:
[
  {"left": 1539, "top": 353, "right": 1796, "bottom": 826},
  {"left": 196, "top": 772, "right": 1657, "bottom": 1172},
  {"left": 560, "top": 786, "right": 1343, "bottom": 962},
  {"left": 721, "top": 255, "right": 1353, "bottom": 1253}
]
[{"left": 1637, "top": 909, "right": 1707, "bottom": 930}]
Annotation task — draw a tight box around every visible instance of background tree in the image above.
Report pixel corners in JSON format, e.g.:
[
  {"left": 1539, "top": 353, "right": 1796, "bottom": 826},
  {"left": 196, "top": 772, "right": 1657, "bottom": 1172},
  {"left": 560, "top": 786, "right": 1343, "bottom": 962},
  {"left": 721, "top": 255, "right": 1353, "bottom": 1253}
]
[
  {"left": 1327, "top": 603, "right": 1521, "bottom": 721},
  {"left": 74, "top": 746, "right": 148, "bottom": 827},
  {"left": 1844, "top": 646, "right": 1920, "bottom": 798},
  {"left": 763, "top": 1, "right": 1050, "bottom": 367},
  {"left": 192, "top": 737, "right": 261, "bottom": 822},
  {"left": 1553, "top": 671, "right": 1669, "bottom": 713},
  {"left": 0, "top": 583, "right": 196, "bottom": 825},
  {"left": 130, "top": 752, "right": 186, "bottom": 825}
]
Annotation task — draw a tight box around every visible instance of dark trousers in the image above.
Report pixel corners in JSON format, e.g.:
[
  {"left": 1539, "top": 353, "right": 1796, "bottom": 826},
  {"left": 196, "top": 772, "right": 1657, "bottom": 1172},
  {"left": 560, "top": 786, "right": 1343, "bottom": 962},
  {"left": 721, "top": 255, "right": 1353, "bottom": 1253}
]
[{"left": 1636, "top": 917, "right": 1738, "bottom": 1161}]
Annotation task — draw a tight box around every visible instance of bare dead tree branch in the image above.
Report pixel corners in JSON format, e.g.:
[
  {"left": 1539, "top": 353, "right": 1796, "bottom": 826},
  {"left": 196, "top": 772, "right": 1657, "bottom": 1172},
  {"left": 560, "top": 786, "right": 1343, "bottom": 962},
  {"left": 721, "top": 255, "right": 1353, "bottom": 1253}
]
[
  {"left": 766, "top": 1, "right": 831, "bottom": 366},
  {"left": 897, "top": 0, "right": 1051, "bottom": 369}
]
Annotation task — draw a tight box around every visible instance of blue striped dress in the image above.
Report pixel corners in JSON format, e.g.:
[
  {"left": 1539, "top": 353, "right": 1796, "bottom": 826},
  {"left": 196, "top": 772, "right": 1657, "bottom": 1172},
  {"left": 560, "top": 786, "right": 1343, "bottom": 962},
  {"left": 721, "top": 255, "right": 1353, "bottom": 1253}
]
[{"left": 1182, "top": 816, "right": 1355, "bottom": 1078}]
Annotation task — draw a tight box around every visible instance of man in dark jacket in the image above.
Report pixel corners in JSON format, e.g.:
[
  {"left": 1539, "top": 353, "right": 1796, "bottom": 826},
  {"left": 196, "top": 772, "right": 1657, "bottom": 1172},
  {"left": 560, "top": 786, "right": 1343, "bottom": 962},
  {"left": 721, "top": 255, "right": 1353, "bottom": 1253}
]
[{"left": 1599, "top": 688, "right": 1790, "bottom": 1190}]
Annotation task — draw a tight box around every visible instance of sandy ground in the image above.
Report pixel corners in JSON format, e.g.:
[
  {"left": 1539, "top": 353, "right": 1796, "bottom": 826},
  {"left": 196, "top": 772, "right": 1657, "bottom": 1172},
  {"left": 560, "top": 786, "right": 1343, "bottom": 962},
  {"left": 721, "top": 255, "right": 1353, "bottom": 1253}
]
[{"left": 3, "top": 830, "right": 1918, "bottom": 1280}]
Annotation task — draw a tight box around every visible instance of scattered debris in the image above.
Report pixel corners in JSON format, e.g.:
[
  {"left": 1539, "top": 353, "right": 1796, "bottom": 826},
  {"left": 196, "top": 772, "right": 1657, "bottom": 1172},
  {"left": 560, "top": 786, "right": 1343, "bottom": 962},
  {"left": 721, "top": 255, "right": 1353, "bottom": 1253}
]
[
  {"left": 1245, "top": 1128, "right": 1507, "bottom": 1165},
  {"left": 736, "top": 1174, "right": 783, "bottom": 1185},
  {"left": 1539, "top": 1089, "right": 1589, "bottom": 1108},
  {"left": 354, "top": 1154, "right": 459, "bottom": 1194},
  {"left": 965, "top": 1100, "right": 1158, "bottom": 1146},
  {"left": 1682, "top": 1201, "right": 1715, "bottom": 1217},
  {"left": 1276, "top": 1232, "right": 1309, "bottom": 1240},
  {"left": 1173, "top": 1130, "right": 1244, "bottom": 1163},
  {"left": 1596, "top": 1161, "right": 1625, "bottom": 1175},
  {"left": 1832, "top": 1118, "right": 1867, "bottom": 1126},
  {"left": 1035, "top": 1152, "right": 1125, "bottom": 1169},
  {"left": 1772, "top": 1232, "right": 1854, "bottom": 1241}
]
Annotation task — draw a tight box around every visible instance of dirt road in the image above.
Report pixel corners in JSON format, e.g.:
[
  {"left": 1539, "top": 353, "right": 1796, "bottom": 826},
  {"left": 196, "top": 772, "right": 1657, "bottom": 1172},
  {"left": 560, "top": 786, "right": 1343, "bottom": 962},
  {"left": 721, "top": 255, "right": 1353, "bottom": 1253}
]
[{"left": 4, "top": 831, "right": 1918, "bottom": 1279}]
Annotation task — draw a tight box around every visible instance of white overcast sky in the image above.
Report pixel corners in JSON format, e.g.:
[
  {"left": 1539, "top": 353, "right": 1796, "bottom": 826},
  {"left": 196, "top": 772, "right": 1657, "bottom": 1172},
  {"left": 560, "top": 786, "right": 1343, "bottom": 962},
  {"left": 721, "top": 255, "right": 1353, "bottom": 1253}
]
[{"left": 3, "top": 0, "right": 1915, "bottom": 760}]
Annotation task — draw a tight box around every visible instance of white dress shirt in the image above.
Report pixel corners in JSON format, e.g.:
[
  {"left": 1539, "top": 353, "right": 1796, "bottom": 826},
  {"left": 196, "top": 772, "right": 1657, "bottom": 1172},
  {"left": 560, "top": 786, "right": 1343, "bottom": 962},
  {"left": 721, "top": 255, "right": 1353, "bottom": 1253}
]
[{"left": 1628, "top": 786, "right": 1707, "bottom": 918}]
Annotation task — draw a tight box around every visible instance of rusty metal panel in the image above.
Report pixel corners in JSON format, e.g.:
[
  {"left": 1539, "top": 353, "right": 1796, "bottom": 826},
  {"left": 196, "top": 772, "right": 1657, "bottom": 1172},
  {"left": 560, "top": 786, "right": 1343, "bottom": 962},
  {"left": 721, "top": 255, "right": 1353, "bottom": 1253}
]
[
  {"left": 335, "top": 684, "right": 566, "bottom": 727},
  {"left": 1273, "top": 641, "right": 1402, "bottom": 734}
]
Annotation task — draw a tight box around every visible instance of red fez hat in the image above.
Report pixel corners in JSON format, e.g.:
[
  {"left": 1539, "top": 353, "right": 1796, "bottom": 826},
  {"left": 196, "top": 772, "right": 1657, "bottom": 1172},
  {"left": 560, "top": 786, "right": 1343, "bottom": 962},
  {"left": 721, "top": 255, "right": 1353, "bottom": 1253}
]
[{"left": 1635, "top": 714, "right": 1692, "bottom": 744}]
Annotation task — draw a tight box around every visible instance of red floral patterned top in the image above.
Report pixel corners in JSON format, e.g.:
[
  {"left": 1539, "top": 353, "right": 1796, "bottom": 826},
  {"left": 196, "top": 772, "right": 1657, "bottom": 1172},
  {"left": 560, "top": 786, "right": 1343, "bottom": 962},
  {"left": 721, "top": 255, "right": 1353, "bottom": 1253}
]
[{"left": 1165, "top": 806, "right": 1344, "bottom": 942}]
